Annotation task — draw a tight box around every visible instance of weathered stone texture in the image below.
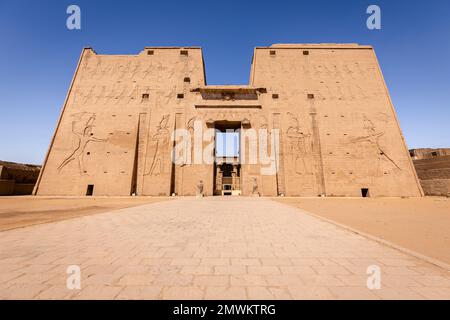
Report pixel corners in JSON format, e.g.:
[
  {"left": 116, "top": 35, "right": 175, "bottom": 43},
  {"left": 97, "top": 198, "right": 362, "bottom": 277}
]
[
  {"left": 34, "top": 44, "right": 423, "bottom": 197},
  {"left": 0, "top": 161, "right": 40, "bottom": 196},
  {"left": 420, "top": 179, "right": 450, "bottom": 197},
  {"left": 411, "top": 149, "right": 450, "bottom": 196}
]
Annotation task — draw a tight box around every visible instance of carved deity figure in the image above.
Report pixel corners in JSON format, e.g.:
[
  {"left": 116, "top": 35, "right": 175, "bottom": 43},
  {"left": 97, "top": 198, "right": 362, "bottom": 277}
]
[
  {"left": 147, "top": 115, "right": 170, "bottom": 176},
  {"left": 286, "top": 113, "right": 312, "bottom": 175},
  {"left": 183, "top": 117, "right": 197, "bottom": 166}
]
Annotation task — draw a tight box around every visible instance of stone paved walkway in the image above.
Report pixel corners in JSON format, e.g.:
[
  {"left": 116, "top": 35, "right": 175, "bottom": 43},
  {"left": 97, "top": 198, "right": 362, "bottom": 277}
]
[{"left": 0, "top": 197, "right": 449, "bottom": 300}]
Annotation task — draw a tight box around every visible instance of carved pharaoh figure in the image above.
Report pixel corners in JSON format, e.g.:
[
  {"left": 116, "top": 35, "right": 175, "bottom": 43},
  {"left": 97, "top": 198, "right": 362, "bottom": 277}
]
[
  {"left": 349, "top": 115, "right": 400, "bottom": 170},
  {"left": 58, "top": 112, "right": 107, "bottom": 175}
]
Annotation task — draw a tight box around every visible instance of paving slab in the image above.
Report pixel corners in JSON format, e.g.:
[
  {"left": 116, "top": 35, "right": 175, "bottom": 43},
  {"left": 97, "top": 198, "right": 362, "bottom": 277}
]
[{"left": 0, "top": 197, "right": 449, "bottom": 300}]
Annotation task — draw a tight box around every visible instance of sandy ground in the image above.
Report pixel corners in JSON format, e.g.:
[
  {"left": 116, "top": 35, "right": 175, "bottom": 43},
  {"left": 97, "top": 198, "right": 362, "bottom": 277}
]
[
  {"left": 0, "top": 196, "right": 170, "bottom": 231},
  {"left": 276, "top": 197, "right": 450, "bottom": 265}
]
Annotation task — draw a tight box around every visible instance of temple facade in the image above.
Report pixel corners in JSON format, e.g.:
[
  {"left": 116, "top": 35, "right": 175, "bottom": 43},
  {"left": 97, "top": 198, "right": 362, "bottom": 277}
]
[{"left": 34, "top": 44, "right": 423, "bottom": 197}]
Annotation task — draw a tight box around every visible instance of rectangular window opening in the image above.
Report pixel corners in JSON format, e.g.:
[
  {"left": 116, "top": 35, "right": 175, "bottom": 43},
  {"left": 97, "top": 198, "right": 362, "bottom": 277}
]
[
  {"left": 86, "top": 185, "right": 94, "bottom": 196},
  {"left": 180, "top": 50, "right": 188, "bottom": 56},
  {"left": 303, "top": 50, "right": 310, "bottom": 56},
  {"left": 147, "top": 50, "right": 154, "bottom": 55},
  {"left": 270, "top": 50, "right": 276, "bottom": 56}
]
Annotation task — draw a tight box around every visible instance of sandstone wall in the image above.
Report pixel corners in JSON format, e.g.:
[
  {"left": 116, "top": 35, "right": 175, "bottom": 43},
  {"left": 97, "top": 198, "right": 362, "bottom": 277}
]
[
  {"left": 35, "top": 47, "right": 208, "bottom": 196},
  {"left": 413, "top": 154, "right": 450, "bottom": 196},
  {"left": 35, "top": 44, "right": 423, "bottom": 197},
  {"left": 250, "top": 44, "right": 422, "bottom": 197},
  {"left": 0, "top": 162, "right": 40, "bottom": 196},
  {"left": 0, "top": 180, "right": 15, "bottom": 196},
  {"left": 410, "top": 148, "right": 450, "bottom": 160},
  {"left": 420, "top": 179, "right": 450, "bottom": 197}
]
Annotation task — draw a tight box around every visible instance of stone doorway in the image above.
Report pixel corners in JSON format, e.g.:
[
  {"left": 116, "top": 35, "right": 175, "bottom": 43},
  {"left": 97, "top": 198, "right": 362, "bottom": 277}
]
[{"left": 214, "top": 121, "right": 241, "bottom": 196}]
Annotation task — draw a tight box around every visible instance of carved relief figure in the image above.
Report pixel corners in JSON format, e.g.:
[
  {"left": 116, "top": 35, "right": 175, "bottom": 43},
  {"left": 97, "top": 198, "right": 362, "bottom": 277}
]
[
  {"left": 58, "top": 112, "right": 107, "bottom": 175},
  {"left": 343, "top": 63, "right": 355, "bottom": 79},
  {"left": 72, "top": 86, "right": 84, "bottom": 105},
  {"left": 350, "top": 115, "right": 400, "bottom": 170},
  {"left": 116, "top": 60, "right": 132, "bottom": 80},
  {"left": 126, "top": 85, "right": 139, "bottom": 104},
  {"left": 93, "top": 85, "right": 106, "bottom": 105},
  {"left": 82, "top": 85, "right": 96, "bottom": 105},
  {"left": 258, "top": 115, "right": 271, "bottom": 157},
  {"left": 178, "top": 117, "right": 197, "bottom": 167},
  {"left": 146, "top": 115, "right": 170, "bottom": 176},
  {"left": 140, "top": 63, "right": 154, "bottom": 80},
  {"left": 286, "top": 113, "right": 312, "bottom": 175},
  {"left": 129, "top": 60, "right": 141, "bottom": 80},
  {"left": 114, "top": 84, "right": 128, "bottom": 105}
]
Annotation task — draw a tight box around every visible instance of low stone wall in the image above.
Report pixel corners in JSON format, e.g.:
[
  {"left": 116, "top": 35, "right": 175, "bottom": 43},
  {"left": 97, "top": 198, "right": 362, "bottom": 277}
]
[
  {"left": 0, "top": 180, "right": 15, "bottom": 196},
  {"left": 419, "top": 179, "right": 450, "bottom": 197},
  {"left": 410, "top": 148, "right": 450, "bottom": 160},
  {"left": 412, "top": 154, "right": 450, "bottom": 197},
  {"left": 13, "top": 183, "right": 35, "bottom": 195},
  {"left": 416, "top": 168, "right": 450, "bottom": 180},
  {"left": 414, "top": 156, "right": 450, "bottom": 179},
  {"left": 0, "top": 180, "right": 35, "bottom": 196}
]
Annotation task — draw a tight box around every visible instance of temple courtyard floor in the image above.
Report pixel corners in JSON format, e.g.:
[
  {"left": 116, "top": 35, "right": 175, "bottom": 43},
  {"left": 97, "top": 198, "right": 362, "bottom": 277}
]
[{"left": 0, "top": 196, "right": 449, "bottom": 300}]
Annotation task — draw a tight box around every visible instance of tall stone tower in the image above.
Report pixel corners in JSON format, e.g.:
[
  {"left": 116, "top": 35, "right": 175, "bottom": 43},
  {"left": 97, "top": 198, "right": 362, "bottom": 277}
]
[{"left": 34, "top": 44, "right": 423, "bottom": 197}]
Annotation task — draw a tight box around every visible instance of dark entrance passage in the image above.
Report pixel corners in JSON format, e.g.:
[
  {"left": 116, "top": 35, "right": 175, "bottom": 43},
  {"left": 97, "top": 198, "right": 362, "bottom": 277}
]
[
  {"left": 361, "top": 188, "right": 370, "bottom": 198},
  {"left": 214, "top": 121, "right": 241, "bottom": 196},
  {"left": 86, "top": 184, "right": 94, "bottom": 196}
]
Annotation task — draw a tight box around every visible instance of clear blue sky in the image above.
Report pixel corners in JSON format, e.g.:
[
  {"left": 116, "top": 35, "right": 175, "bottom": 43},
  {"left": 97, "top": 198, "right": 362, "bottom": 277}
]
[{"left": 0, "top": 0, "right": 449, "bottom": 164}]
